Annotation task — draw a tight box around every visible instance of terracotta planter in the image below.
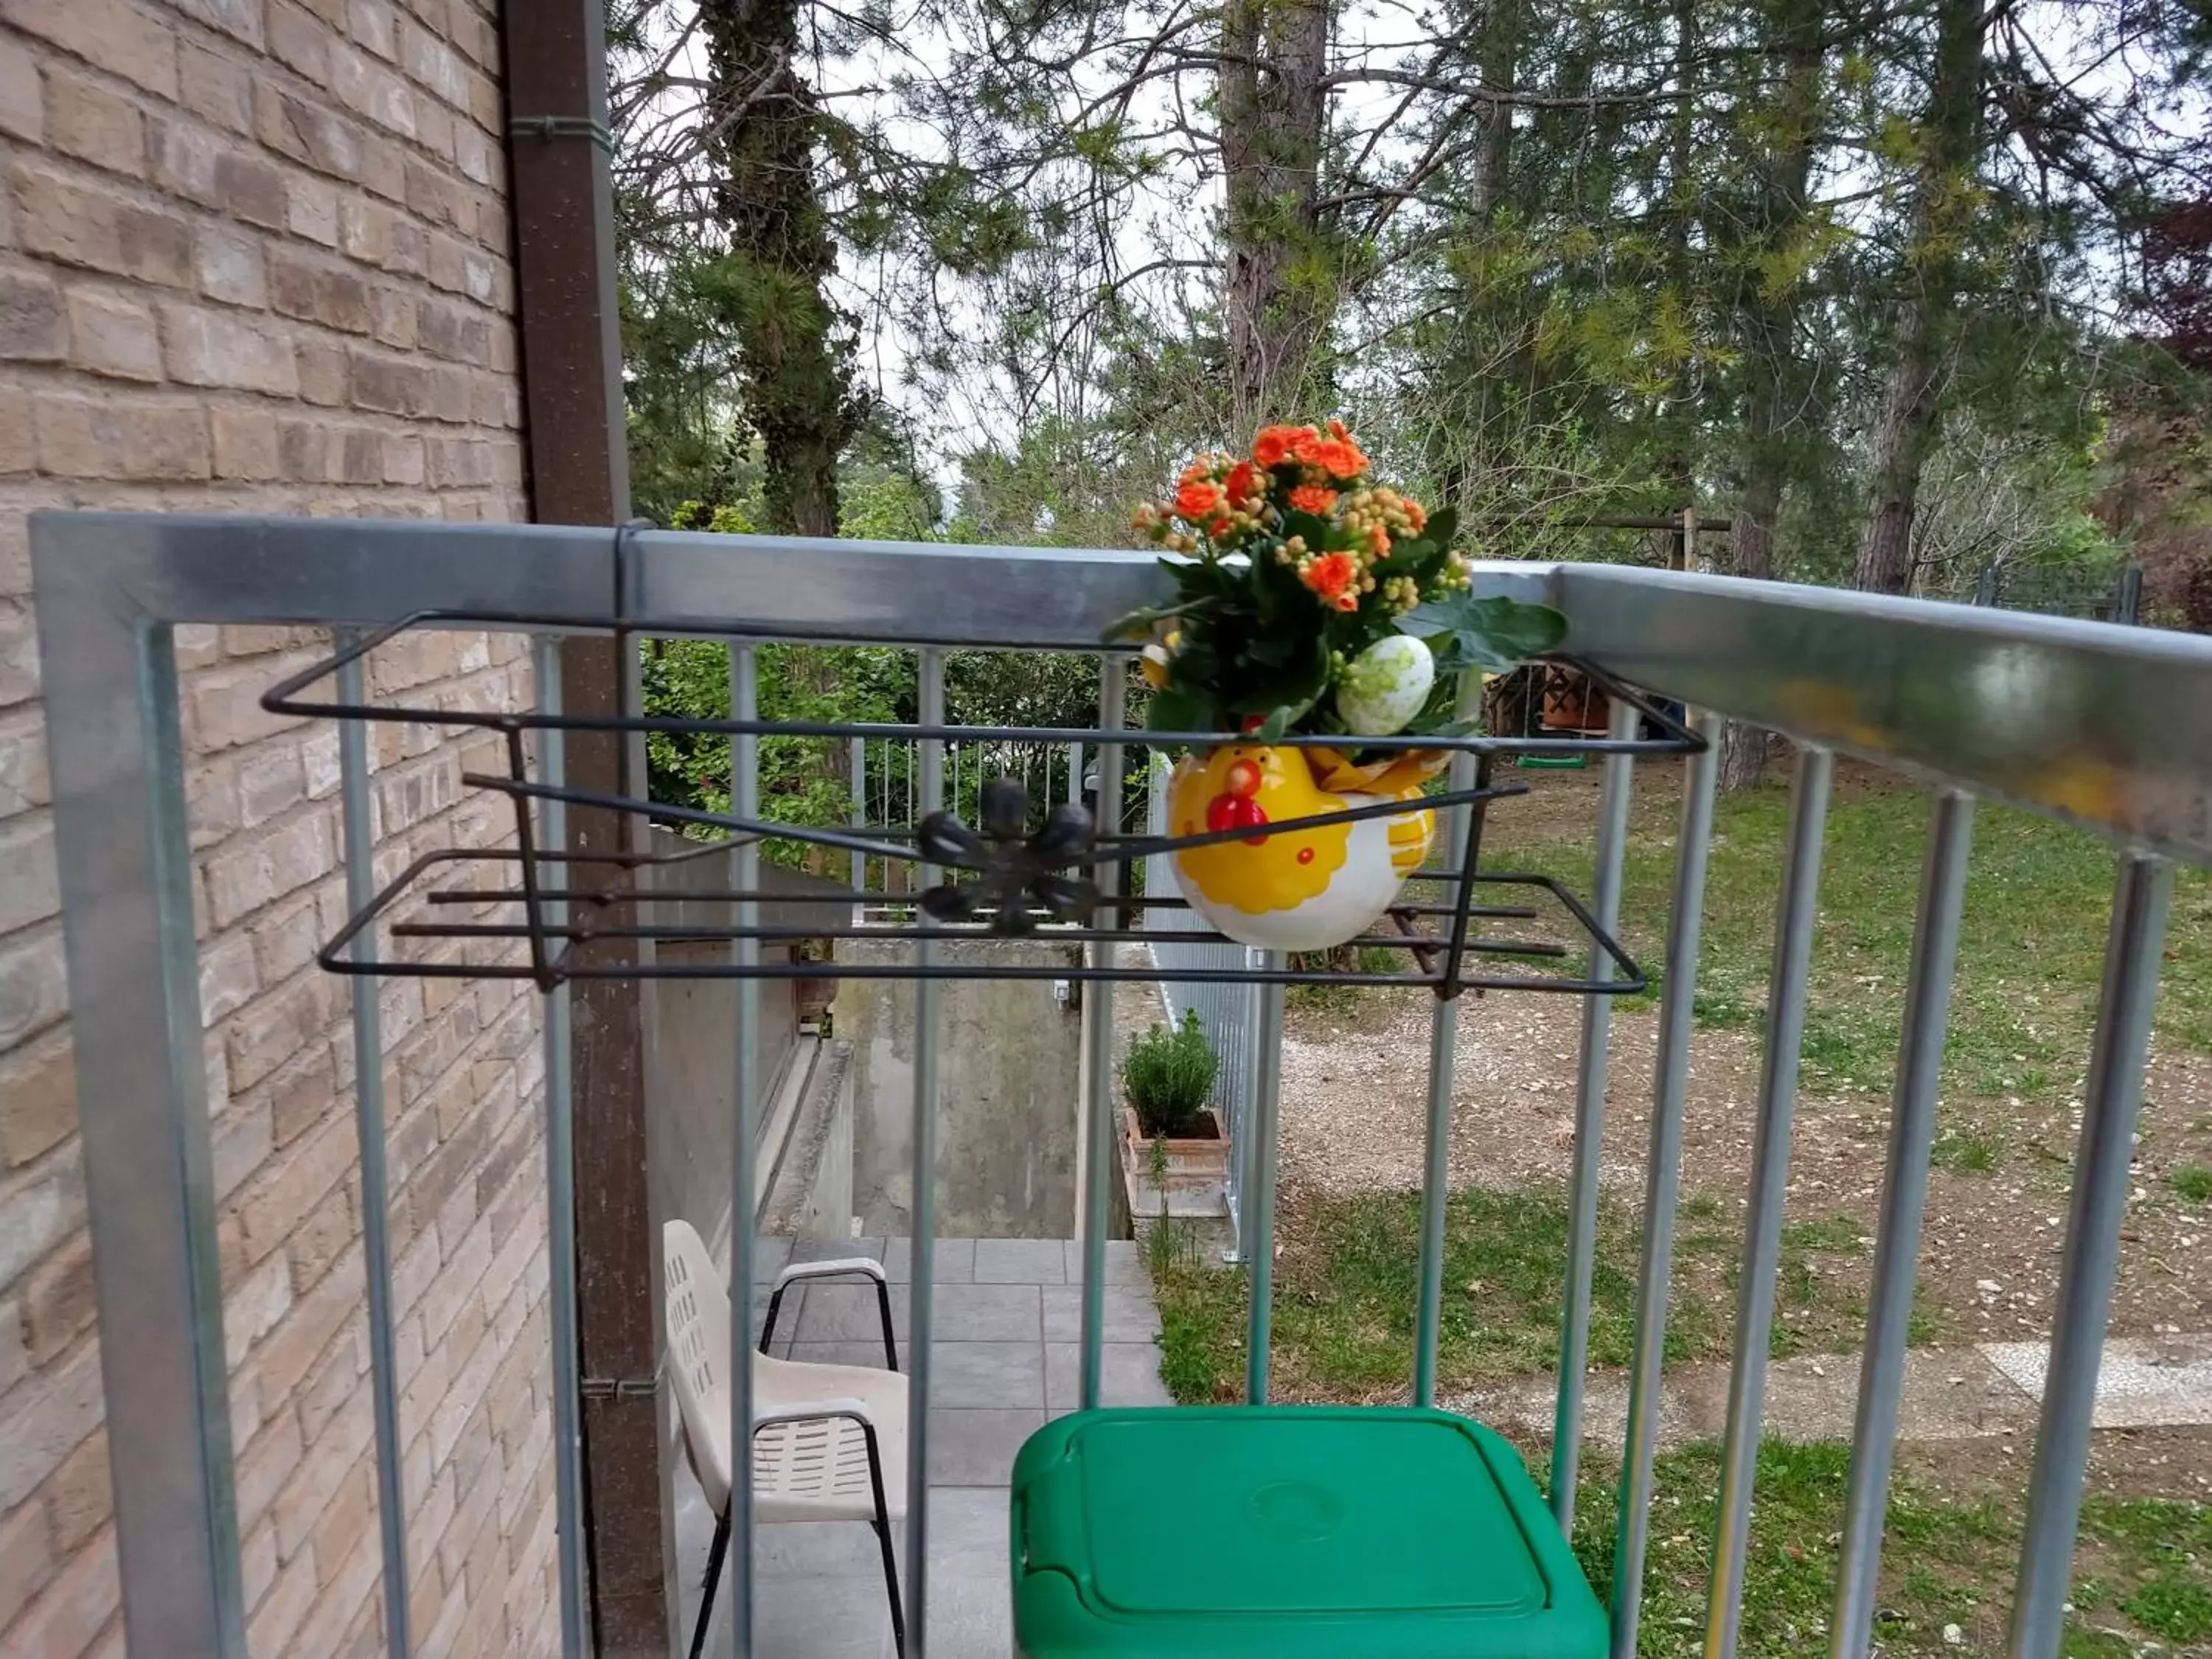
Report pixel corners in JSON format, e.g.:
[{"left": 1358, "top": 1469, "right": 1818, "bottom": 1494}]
[
  {"left": 1166, "top": 743, "right": 1436, "bottom": 952},
  {"left": 1540, "top": 672, "right": 1610, "bottom": 736},
  {"left": 1119, "top": 1105, "right": 1229, "bottom": 1192}
]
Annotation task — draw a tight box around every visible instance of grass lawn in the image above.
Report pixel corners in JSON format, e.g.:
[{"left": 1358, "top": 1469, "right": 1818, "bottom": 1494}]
[
  {"left": 1150, "top": 1186, "right": 1892, "bottom": 1404},
  {"left": 1505, "top": 771, "right": 2212, "bottom": 1110},
  {"left": 1570, "top": 1439, "right": 2211, "bottom": 1657}
]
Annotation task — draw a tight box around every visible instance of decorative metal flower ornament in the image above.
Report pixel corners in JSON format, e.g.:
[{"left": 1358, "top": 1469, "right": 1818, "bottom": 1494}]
[{"left": 917, "top": 778, "right": 1099, "bottom": 933}]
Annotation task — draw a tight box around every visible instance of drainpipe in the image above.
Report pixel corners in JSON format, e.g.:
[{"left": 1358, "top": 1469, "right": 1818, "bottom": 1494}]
[{"left": 503, "top": 7, "right": 674, "bottom": 1657}]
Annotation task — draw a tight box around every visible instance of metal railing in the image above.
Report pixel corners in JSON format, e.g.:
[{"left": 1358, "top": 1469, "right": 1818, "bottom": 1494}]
[
  {"left": 29, "top": 511, "right": 2212, "bottom": 1659},
  {"left": 1142, "top": 754, "right": 1261, "bottom": 1254}
]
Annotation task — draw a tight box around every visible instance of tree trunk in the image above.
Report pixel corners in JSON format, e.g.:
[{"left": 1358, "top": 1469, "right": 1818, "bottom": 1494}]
[
  {"left": 1220, "top": 0, "right": 1332, "bottom": 430},
  {"left": 1719, "top": 0, "right": 1823, "bottom": 787},
  {"left": 700, "top": 0, "right": 858, "bottom": 538},
  {"left": 1851, "top": 0, "right": 1986, "bottom": 594}
]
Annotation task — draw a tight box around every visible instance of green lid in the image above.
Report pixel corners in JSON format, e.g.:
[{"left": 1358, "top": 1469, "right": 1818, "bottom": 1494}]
[{"left": 1011, "top": 1407, "right": 1606, "bottom": 1659}]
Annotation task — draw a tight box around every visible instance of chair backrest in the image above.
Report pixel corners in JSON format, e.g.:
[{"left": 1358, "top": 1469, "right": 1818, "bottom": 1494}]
[{"left": 662, "top": 1219, "right": 733, "bottom": 1512}]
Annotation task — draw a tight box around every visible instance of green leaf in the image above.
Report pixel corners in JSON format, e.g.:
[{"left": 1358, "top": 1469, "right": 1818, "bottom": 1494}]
[
  {"left": 1399, "top": 595, "right": 1567, "bottom": 672},
  {"left": 1423, "top": 505, "right": 1459, "bottom": 552},
  {"left": 1145, "top": 685, "right": 1206, "bottom": 734},
  {"left": 1253, "top": 706, "right": 1292, "bottom": 742}
]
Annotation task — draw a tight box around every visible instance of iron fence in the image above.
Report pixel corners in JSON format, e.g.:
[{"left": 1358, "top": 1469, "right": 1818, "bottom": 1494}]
[{"left": 29, "top": 514, "right": 2212, "bottom": 1659}]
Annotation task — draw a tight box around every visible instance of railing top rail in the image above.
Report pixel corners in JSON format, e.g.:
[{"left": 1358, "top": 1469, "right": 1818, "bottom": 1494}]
[{"left": 30, "top": 510, "right": 2212, "bottom": 860}]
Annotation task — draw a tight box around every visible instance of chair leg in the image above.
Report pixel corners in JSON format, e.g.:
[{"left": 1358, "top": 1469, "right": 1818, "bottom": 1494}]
[
  {"left": 860, "top": 1421, "right": 905, "bottom": 1656},
  {"left": 759, "top": 1284, "right": 790, "bottom": 1354},
  {"left": 689, "top": 1506, "right": 731, "bottom": 1659},
  {"left": 873, "top": 1278, "right": 898, "bottom": 1371}
]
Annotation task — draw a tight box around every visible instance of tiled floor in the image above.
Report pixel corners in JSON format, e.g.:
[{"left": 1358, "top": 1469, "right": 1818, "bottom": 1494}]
[{"left": 674, "top": 1237, "right": 1170, "bottom": 1658}]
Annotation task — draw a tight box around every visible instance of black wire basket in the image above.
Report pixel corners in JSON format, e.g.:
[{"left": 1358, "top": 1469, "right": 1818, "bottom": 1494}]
[{"left": 263, "top": 611, "right": 1705, "bottom": 998}]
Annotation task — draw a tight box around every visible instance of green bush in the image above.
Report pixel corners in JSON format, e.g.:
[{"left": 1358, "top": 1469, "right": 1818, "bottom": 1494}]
[{"left": 1124, "top": 1012, "right": 1218, "bottom": 1138}]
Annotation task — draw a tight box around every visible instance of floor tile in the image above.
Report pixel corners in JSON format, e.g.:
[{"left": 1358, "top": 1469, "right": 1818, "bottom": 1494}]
[
  {"left": 884, "top": 1237, "right": 977, "bottom": 1284},
  {"left": 972, "top": 1238, "right": 1068, "bottom": 1284},
  {"left": 931, "top": 1341, "right": 1046, "bottom": 1409},
  {"left": 1040, "top": 1284, "right": 1159, "bottom": 1343},
  {"left": 1043, "top": 1341, "right": 1172, "bottom": 1411},
  {"left": 931, "top": 1282, "right": 1043, "bottom": 1343},
  {"left": 795, "top": 1283, "right": 912, "bottom": 1345},
  {"left": 1061, "top": 1237, "right": 1148, "bottom": 1285},
  {"left": 926, "top": 1408, "right": 1046, "bottom": 1485}
]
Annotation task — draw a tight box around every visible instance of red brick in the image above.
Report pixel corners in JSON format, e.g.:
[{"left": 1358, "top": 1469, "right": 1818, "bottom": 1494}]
[
  {"left": 329, "top": 37, "right": 414, "bottom": 136},
  {"left": 416, "top": 297, "right": 487, "bottom": 365},
  {"left": 347, "top": 347, "right": 431, "bottom": 416},
  {"left": 288, "top": 173, "right": 340, "bottom": 245},
  {"left": 267, "top": 0, "right": 332, "bottom": 80},
  {"left": 159, "top": 302, "right": 298, "bottom": 394},
  {"left": 268, "top": 246, "right": 372, "bottom": 334},
  {"left": 21, "top": 1227, "right": 95, "bottom": 1363},
  {"left": 11, "top": 164, "right": 193, "bottom": 287},
  {"left": 212, "top": 406, "right": 282, "bottom": 480},
  {"left": 0, "top": 271, "right": 63, "bottom": 362},
  {"left": 195, "top": 228, "right": 267, "bottom": 309},
  {"left": 255, "top": 82, "right": 366, "bottom": 181},
  {"left": 65, "top": 288, "right": 161, "bottom": 382},
  {"left": 0, "top": 1499, "right": 56, "bottom": 1638},
  {"left": 178, "top": 41, "right": 253, "bottom": 133},
  {"left": 0, "top": 41, "right": 41, "bottom": 143},
  {"left": 215, "top": 151, "right": 290, "bottom": 231},
  {"left": 34, "top": 395, "right": 209, "bottom": 481},
  {"left": 339, "top": 196, "right": 426, "bottom": 275},
  {"left": 296, "top": 338, "right": 350, "bottom": 406},
  {"left": 0, "top": 0, "right": 179, "bottom": 100},
  {"left": 43, "top": 66, "right": 145, "bottom": 178},
  {"left": 45, "top": 1427, "right": 109, "bottom": 1552}
]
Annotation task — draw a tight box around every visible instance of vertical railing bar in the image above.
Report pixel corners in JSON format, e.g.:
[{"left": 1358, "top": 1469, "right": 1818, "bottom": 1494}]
[
  {"left": 725, "top": 643, "right": 762, "bottom": 1659},
  {"left": 1413, "top": 668, "right": 1490, "bottom": 1406},
  {"left": 1610, "top": 707, "right": 1723, "bottom": 1659},
  {"left": 1079, "top": 661, "right": 1127, "bottom": 1409},
  {"left": 534, "top": 636, "right": 588, "bottom": 1658},
  {"left": 1068, "top": 742, "right": 1083, "bottom": 811},
  {"left": 1705, "top": 745, "right": 1834, "bottom": 1659},
  {"left": 852, "top": 735, "right": 866, "bottom": 894},
  {"left": 905, "top": 649, "right": 947, "bottom": 1655},
  {"left": 1243, "top": 966, "right": 1287, "bottom": 1403},
  {"left": 336, "top": 633, "right": 412, "bottom": 1659},
  {"left": 1830, "top": 790, "right": 1975, "bottom": 1659},
  {"left": 2006, "top": 854, "right": 2174, "bottom": 1659},
  {"left": 1550, "top": 693, "right": 1641, "bottom": 1527}
]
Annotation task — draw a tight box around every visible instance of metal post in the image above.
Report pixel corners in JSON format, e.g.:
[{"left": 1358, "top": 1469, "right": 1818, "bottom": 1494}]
[
  {"left": 1831, "top": 791, "right": 1974, "bottom": 1658},
  {"left": 1610, "top": 708, "right": 1722, "bottom": 1659},
  {"left": 1079, "top": 664, "right": 1127, "bottom": 1409},
  {"left": 337, "top": 638, "right": 411, "bottom": 1659},
  {"left": 2116, "top": 565, "right": 2144, "bottom": 627},
  {"left": 2006, "top": 855, "right": 2174, "bottom": 1659},
  {"left": 533, "top": 638, "right": 590, "bottom": 1658},
  {"left": 906, "top": 650, "right": 947, "bottom": 1653},
  {"left": 851, "top": 736, "right": 866, "bottom": 892},
  {"left": 1244, "top": 970, "right": 1288, "bottom": 1403},
  {"left": 45, "top": 613, "right": 246, "bottom": 1656},
  {"left": 1551, "top": 695, "right": 1641, "bottom": 1526},
  {"left": 724, "top": 644, "right": 762, "bottom": 1658},
  {"left": 1706, "top": 745, "right": 1833, "bottom": 1659},
  {"left": 1413, "top": 669, "right": 1491, "bottom": 1407},
  {"left": 1068, "top": 742, "right": 1083, "bottom": 811}
]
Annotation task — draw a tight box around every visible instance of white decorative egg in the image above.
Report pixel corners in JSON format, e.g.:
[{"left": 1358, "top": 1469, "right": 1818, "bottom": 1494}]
[{"left": 1336, "top": 635, "right": 1436, "bottom": 737}]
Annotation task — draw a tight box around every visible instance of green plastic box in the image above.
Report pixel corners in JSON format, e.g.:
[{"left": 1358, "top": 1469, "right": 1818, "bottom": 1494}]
[{"left": 1009, "top": 1406, "right": 1607, "bottom": 1659}]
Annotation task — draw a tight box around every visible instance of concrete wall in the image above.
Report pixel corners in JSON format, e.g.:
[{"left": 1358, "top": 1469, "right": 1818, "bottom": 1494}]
[
  {"left": 838, "top": 937, "right": 1085, "bottom": 1239},
  {"left": 0, "top": 0, "right": 547, "bottom": 1652},
  {"left": 642, "top": 832, "right": 851, "bottom": 1252}
]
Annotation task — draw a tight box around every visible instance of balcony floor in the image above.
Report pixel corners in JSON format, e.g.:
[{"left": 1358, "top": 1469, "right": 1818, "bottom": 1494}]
[{"left": 675, "top": 1237, "right": 1169, "bottom": 1658}]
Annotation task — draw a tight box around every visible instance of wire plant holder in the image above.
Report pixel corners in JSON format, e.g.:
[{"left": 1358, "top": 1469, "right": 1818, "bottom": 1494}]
[{"left": 262, "top": 610, "right": 1707, "bottom": 997}]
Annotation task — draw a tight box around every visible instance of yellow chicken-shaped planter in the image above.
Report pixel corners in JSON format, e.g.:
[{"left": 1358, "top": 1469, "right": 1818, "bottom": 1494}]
[{"left": 1166, "top": 744, "right": 1437, "bottom": 953}]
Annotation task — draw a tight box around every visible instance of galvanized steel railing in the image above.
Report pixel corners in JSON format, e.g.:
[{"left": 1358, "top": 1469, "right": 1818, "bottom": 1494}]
[
  {"left": 29, "top": 512, "right": 2211, "bottom": 1659},
  {"left": 1143, "top": 754, "right": 1260, "bottom": 1255}
]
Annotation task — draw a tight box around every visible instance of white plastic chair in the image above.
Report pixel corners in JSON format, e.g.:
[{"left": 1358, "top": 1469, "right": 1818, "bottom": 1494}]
[{"left": 663, "top": 1220, "right": 909, "bottom": 1658}]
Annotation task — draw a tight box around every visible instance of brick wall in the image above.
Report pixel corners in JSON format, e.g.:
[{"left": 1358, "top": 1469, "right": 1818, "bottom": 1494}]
[{"left": 0, "top": 0, "right": 557, "bottom": 1652}]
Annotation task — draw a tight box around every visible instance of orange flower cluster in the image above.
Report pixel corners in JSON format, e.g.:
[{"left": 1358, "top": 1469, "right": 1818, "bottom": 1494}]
[{"left": 1133, "top": 419, "right": 1460, "bottom": 619}]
